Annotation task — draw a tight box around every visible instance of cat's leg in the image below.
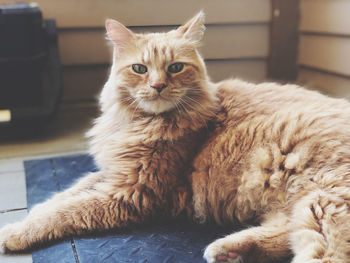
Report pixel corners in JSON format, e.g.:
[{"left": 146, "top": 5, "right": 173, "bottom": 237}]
[
  {"left": 51, "top": 172, "right": 105, "bottom": 199},
  {"left": 0, "top": 173, "right": 164, "bottom": 252},
  {"left": 204, "top": 212, "right": 291, "bottom": 263},
  {"left": 289, "top": 189, "right": 350, "bottom": 263}
]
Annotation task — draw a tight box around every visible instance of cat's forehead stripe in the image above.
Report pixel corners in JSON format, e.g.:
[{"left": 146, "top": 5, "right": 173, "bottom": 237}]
[
  {"left": 141, "top": 42, "right": 173, "bottom": 64},
  {"left": 153, "top": 45, "right": 158, "bottom": 57}
]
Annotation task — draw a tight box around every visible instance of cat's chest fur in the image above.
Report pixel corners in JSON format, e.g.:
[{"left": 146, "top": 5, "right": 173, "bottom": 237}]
[{"left": 89, "top": 108, "right": 208, "bottom": 202}]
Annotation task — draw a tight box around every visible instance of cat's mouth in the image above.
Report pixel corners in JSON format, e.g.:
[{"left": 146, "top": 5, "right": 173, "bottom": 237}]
[
  {"left": 137, "top": 94, "right": 177, "bottom": 114},
  {"left": 142, "top": 94, "right": 171, "bottom": 102}
]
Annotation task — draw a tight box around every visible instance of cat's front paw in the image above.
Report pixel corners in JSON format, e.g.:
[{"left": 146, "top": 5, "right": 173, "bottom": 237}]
[
  {"left": 204, "top": 237, "right": 244, "bottom": 263},
  {"left": 0, "top": 223, "right": 26, "bottom": 253}
]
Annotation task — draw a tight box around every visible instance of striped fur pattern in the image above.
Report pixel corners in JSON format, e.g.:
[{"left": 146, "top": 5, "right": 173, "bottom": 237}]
[{"left": 1, "top": 12, "right": 350, "bottom": 263}]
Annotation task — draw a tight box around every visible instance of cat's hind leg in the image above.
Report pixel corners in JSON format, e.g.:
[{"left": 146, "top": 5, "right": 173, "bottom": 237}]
[
  {"left": 290, "top": 189, "right": 350, "bottom": 263},
  {"left": 203, "top": 212, "right": 291, "bottom": 263}
]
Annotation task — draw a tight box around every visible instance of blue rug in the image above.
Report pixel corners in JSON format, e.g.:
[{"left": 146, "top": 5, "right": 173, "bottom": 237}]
[{"left": 24, "top": 154, "right": 238, "bottom": 263}]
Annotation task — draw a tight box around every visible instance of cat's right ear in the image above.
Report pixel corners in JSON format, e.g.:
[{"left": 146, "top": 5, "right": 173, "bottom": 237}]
[
  {"left": 105, "top": 19, "right": 134, "bottom": 50},
  {"left": 176, "top": 11, "right": 206, "bottom": 43}
]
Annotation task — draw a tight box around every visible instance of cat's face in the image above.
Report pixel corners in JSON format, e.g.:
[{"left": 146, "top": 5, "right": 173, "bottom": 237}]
[{"left": 104, "top": 12, "right": 209, "bottom": 115}]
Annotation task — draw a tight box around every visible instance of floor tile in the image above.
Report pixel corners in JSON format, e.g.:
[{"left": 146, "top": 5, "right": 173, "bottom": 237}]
[
  {"left": 24, "top": 159, "right": 60, "bottom": 210},
  {"left": 0, "top": 159, "right": 24, "bottom": 173},
  {"left": 0, "top": 252, "right": 32, "bottom": 263},
  {"left": 24, "top": 158, "right": 77, "bottom": 263},
  {"left": 0, "top": 209, "right": 27, "bottom": 228},
  {"left": 0, "top": 171, "right": 27, "bottom": 211},
  {"left": 32, "top": 242, "right": 76, "bottom": 263},
  {"left": 0, "top": 209, "right": 32, "bottom": 263}
]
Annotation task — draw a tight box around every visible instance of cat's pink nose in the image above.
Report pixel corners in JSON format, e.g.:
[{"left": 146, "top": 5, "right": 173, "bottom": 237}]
[{"left": 150, "top": 83, "right": 167, "bottom": 93}]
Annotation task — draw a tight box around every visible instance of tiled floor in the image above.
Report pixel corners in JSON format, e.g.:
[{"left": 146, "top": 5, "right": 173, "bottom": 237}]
[
  {"left": 0, "top": 160, "right": 30, "bottom": 263},
  {"left": 0, "top": 104, "right": 97, "bottom": 263}
]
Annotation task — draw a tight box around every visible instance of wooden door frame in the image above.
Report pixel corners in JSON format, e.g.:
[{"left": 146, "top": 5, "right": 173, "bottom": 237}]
[{"left": 268, "top": 0, "right": 300, "bottom": 82}]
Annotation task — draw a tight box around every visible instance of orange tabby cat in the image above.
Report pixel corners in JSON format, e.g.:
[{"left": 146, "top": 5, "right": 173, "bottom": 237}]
[{"left": 1, "top": 12, "right": 350, "bottom": 263}]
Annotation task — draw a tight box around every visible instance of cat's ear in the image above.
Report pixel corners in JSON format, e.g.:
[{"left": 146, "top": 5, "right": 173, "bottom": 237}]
[
  {"left": 176, "top": 11, "right": 206, "bottom": 43},
  {"left": 105, "top": 19, "right": 135, "bottom": 50}
]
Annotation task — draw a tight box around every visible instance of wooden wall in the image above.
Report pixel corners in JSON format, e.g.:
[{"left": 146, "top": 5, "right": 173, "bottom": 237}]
[
  {"left": 25, "top": 0, "right": 272, "bottom": 103},
  {"left": 298, "top": 0, "right": 350, "bottom": 99}
]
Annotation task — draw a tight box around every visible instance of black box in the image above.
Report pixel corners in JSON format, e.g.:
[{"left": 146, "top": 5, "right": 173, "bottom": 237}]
[
  {"left": 0, "top": 3, "right": 62, "bottom": 128},
  {"left": 0, "top": 4, "right": 45, "bottom": 108}
]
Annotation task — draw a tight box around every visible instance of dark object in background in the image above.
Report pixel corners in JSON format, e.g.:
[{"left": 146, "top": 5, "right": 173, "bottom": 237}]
[{"left": 0, "top": 3, "right": 62, "bottom": 130}]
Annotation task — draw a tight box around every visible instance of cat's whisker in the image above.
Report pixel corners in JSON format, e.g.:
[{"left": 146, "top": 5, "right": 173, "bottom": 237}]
[
  {"left": 120, "top": 96, "right": 134, "bottom": 103},
  {"left": 124, "top": 98, "right": 138, "bottom": 113},
  {"left": 130, "top": 99, "right": 143, "bottom": 121},
  {"left": 177, "top": 98, "right": 199, "bottom": 126},
  {"left": 183, "top": 95, "right": 215, "bottom": 117},
  {"left": 191, "top": 97, "right": 215, "bottom": 115},
  {"left": 172, "top": 100, "right": 183, "bottom": 116},
  {"left": 120, "top": 97, "right": 136, "bottom": 106},
  {"left": 170, "top": 90, "right": 183, "bottom": 95},
  {"left": 179, "top": 97, "right": 209, "bottom": 128},
  {"left": 177, "top": 98, "right": 190, "bottom": 117}
]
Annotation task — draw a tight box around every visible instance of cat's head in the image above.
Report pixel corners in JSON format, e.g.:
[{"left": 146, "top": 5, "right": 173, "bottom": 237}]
[{"left": 101, "top": 11, "right": 215, "bottom": 117}]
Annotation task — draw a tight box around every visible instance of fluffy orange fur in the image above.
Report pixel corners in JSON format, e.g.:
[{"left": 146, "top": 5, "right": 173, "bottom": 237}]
[{"left": 1, "top": 12, "right": 350, "bottom": 263}]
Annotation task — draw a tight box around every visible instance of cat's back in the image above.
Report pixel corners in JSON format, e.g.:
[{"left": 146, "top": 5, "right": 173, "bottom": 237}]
[
  {"left": 213, "top": 79, "right": 350, "bottom": 166},
  {"left": 216, "top": 78, "right": 350, "bottom": 123},
  {"left": 214, "top": 79, "right": 350, "bottom": 148}
]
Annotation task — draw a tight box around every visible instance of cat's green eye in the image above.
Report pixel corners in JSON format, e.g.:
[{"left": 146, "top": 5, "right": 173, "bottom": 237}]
[
  {"left": 132, "top": 64, "right": 148, "bottom": 74},
  {"left": 168, "top": 63, "right": 184, "bottom": 73}
]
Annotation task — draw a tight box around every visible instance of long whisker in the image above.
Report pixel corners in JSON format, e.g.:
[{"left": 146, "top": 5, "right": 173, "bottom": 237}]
[
  {"left": 180, "top": 97, "right": 209, "bottom": 128},
  {"left": 178, "top": 97, "right": 207, "bottom": 129},
  {"left": 120, "top": 96, "right": 134, "bottom": 103},
  {"left": 130, "top": 99, "right": 142, "bottom": 122},
  {"left": 124, "top": 98, "right": 138, "bottom": 113},
  {"left": 172, "top": 100, "right": 182, "bottom": 116},
  {"left": 177, "top": 98, "right": 191, "bottom": 119},
  {"left": 183, "top": 94, "right": 215, "bottom": 115}
]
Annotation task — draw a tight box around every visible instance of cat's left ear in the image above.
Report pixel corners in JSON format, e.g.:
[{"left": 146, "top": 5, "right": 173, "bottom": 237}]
[{"left": 176, "top": 11, "right": 206, "bottom": 43}]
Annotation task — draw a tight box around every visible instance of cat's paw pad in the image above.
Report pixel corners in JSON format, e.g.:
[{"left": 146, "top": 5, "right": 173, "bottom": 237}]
[
  {"left": 204, "top": 239, "right": 243, "bottom": 263},
  {"left": 216, "top": 252, "right": 242, "bottom": 263}
]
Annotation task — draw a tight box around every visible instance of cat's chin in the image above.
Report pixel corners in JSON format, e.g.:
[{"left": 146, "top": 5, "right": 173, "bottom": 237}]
[{"left": 138, "top": 98, "right": 176, "bottom": 114}]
